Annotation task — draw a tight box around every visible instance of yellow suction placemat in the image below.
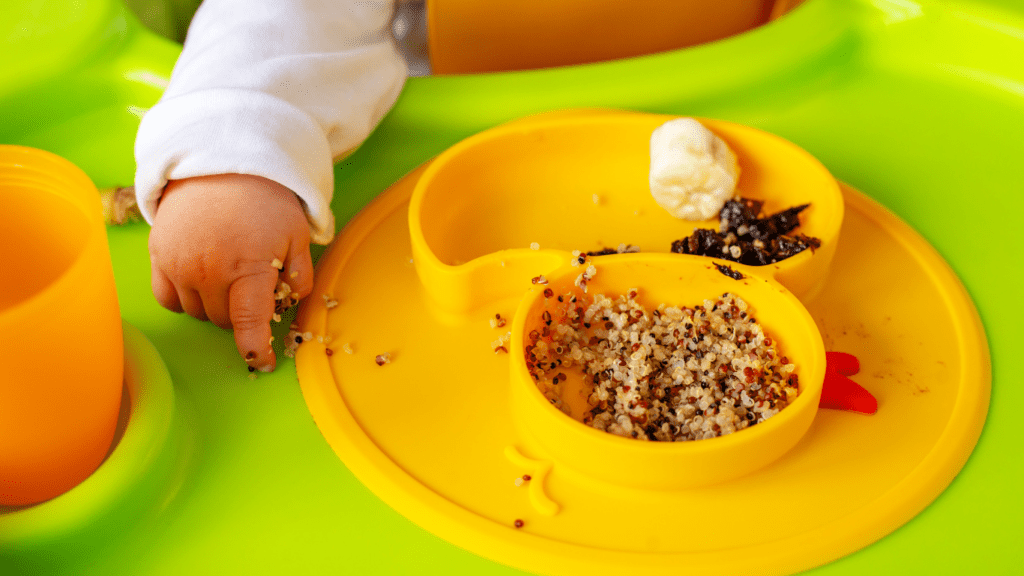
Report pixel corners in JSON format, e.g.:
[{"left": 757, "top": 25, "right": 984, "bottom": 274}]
[{"left": 296, "top": 121, "right": 988, "bottom": 576}]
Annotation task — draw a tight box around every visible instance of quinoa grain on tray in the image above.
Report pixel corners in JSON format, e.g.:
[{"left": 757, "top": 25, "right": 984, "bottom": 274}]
[{"left": 526, "top": 288, "right": 799, "bottom": 441}]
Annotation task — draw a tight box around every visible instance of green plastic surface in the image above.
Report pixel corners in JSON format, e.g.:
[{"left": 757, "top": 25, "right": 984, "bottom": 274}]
[{"left": 1, "top": 0, "right": 1021, "bottom": 574}]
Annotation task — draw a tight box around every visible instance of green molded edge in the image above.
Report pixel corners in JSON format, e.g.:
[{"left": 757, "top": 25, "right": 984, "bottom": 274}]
[{"left": 0, "top": 321, "right": 189, "bottom": 573}]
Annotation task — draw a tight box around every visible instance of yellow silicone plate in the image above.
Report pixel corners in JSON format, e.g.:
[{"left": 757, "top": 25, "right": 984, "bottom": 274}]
[{"left": 296, "top": 118, "right": 988, "bottom": 576}]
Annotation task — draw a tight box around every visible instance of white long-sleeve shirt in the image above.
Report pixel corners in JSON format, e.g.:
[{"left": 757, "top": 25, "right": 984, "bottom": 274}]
[{"left": 134, "top": 0, "right": 409, "bottom": 244}]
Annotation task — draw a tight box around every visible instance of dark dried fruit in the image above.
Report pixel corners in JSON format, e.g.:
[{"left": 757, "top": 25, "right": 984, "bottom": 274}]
[{"left": 671, "top": 197, "right": 821, "bottom": 265}]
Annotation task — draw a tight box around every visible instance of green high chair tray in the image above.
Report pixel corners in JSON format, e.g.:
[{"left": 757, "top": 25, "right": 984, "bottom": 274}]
[{"left": 0, "top": 0, "right": 1019, "bottom": 574}]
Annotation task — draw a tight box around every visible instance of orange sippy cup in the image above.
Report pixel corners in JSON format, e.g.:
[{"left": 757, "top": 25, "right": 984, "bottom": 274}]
[{"left": 0, "top": 146, "right": 124, "bottom": 506}]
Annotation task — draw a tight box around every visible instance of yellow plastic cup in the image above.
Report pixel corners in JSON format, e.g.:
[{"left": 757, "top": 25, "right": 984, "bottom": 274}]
[
  {"left": 0, "top": 146, "right": 124, "bottom": 506},
  {"left": 509, "top": 253, "right": 826, "bottom": 489}
]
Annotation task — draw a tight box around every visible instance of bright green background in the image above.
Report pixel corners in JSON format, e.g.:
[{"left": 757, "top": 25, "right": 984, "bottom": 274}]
[{"left": 1, "top": 0, "right": 1022, "bottom": 574}]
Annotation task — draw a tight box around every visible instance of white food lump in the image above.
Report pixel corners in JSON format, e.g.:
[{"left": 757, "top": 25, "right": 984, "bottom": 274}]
[{"left": 649, "top": 118, "right": 739, "bottom": 221}]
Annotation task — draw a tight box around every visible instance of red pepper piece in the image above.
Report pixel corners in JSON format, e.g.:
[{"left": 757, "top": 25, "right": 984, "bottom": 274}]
[
  {"left": 825, "top": 351, "right": 860, "bottom": 377},
  {"left": 819, "top": 352, "right": 877, "bottom": 414}
]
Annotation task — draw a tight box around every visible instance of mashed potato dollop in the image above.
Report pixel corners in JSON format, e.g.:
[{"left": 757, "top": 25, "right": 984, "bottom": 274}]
[{"left": 649, "top": 118, "right": 739, "bottom": 221}]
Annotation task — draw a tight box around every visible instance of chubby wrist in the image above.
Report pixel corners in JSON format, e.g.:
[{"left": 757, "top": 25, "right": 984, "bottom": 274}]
[{"left": 159, "top": 174, "right": 305, "bottom": 215}]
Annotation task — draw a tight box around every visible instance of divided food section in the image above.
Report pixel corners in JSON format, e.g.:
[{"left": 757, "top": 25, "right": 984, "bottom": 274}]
[
  {"left": 508, "top": 252, "right": 827, "bottom": 490},
  {"left": 409, "top": 112, "right": 843, "bottom": 315},
  {"left": 409, "top": 111, "right": 837, "bottom": 491}
]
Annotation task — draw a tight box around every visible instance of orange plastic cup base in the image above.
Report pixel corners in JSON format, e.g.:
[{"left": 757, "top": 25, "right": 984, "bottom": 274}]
[{"left": 0, "top": 146, "right": 124, "bottom": 506}]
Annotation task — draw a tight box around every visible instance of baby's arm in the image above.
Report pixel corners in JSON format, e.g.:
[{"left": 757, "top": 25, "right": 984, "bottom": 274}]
[{"left": 135, "top": 0, "right": 407, "bottom": 371}]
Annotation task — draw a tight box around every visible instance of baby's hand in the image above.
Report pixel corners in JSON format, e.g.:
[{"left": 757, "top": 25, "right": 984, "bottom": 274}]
[{"left": 148, "top": 174, "right": 314, "bottom": 372}]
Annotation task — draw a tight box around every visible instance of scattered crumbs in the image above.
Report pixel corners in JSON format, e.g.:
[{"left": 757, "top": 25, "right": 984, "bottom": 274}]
[
  {"left": 282, "top": 330, "right": 316, "bottom": 359},
  {"left": 531, "top": 275, "right": 548, "bottom": 285},
  {"left": 375, "top": 353, "right": 391, "bottom": 366},
  {"left": 248, "top": 373, "right": 258, "bottom": 381},
  {"left": 715, "top": 263, "right": 745, "bottom": 280},
  {"left": 322, "top": 294, "right": 339, "bottom": 309},
  {"left": 530, "top": 242, "right": 540, "bottom": 251},
  {"left": 343, "top": 342, "right": 355, "bottom": 354},
  {"left": 570, "top": 250, "right": 582, "bottom": 268},
  {"left": 581, "top": 244, "right": 641, "bottom": 258},
  {"left": 274, "top": 279, "right": 299, "bottom": 319},
  {"left": 514, "top": 477, "right": 524, "bottom": 487},
  {"left": 574, "top": 264, "right": 597, "bottom": 292},
  {"left": 290, "top": 270, "right": 298, "bottom": 278},
  {"left": 272, "top": 313, "right": 282, "bottom": 323},
  {"left": 592, "top": 193, "right": 601, "bottom": 205},
  {"left": 284, "top": 329, "right": 303, "bottom": 358},
  {"left": 491, "top": 331, "right": 512, "bottom": 353},
  {"left": 501, "top": 260, "right": 506, "bottom": 267},
  {"left": 271, "top": 258, "right": 284, "bottom": 270},
  {"left": 490, "top": 313, "right": 507, "bottom": 329}
]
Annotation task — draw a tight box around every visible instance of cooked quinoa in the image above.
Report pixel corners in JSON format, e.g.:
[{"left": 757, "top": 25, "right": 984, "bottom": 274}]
[
  {"left": 283, "top": 326, "right": 313, "bottom": 358},
  {"left": 526, "top": 289, "right": 799, "bottom": 441},
  {"left": 274, "top": 279, "right": 299, "bottom": 319}
]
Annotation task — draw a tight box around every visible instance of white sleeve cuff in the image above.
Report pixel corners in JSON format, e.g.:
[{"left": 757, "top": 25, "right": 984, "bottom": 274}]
[{"left": 134, "top": 88, "right": 337, "bottom": 245}]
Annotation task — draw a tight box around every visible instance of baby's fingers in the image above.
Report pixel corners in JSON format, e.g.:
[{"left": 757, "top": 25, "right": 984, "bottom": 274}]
[
  {"left": 284, "top": 241, "right": 315, "bottom": 301},
  {"left": 229, "top": 269, "right": 279, "bottom": 372},
  {"left": 178, "top": 287, "right": 208, "bottom": 322},
  {"left": 151, "top": 261, "right": 183, "bottom": 313},
  {"left": 199, "top": 286, "right": 232, "bottom": 330}
]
